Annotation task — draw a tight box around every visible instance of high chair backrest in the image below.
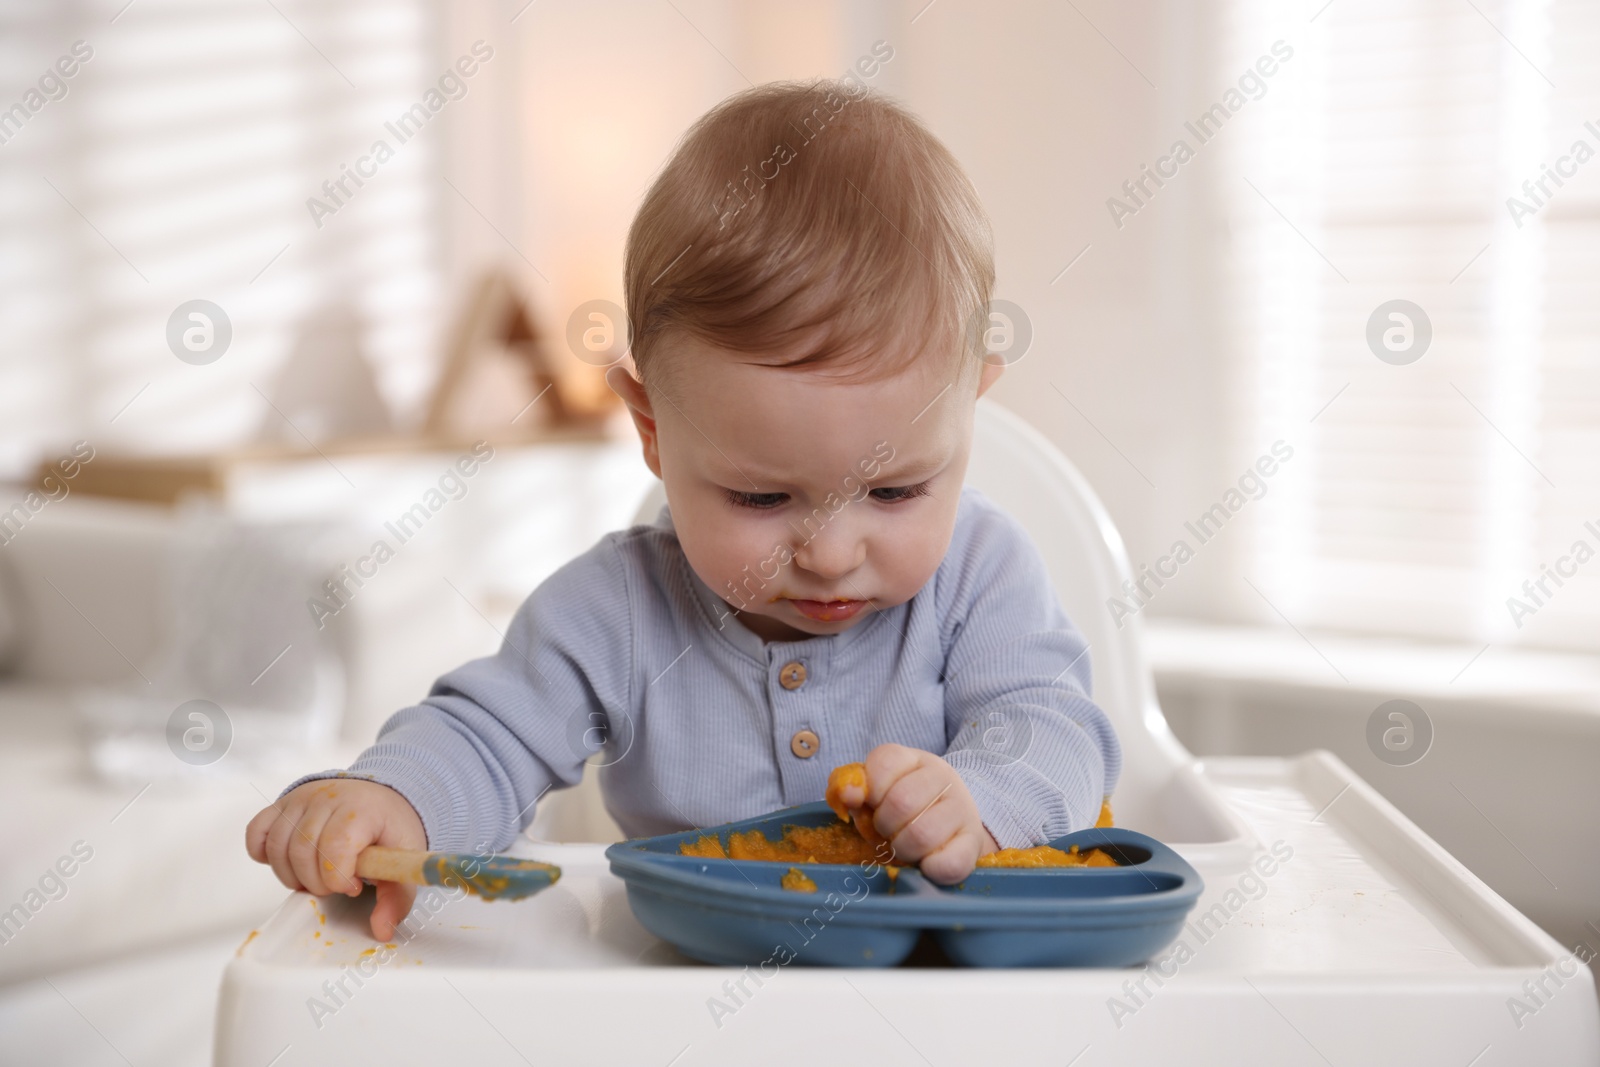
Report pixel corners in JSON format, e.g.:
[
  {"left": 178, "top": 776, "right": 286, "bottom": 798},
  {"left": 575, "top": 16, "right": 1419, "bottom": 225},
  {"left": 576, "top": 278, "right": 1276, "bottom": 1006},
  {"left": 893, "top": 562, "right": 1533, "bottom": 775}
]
[{"left": 956, "top": 398, "right": 1197, "bottom": 818}]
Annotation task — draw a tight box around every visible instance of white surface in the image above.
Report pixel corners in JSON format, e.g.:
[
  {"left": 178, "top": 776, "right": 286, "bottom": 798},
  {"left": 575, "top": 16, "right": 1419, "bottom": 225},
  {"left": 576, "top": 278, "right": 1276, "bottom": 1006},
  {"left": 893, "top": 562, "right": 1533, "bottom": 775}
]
[
  {"left": 1147, "top": 617, "right": 1600, "bottom": 991},
  {"left": 215, "top": 752, "right": 1600, "bottom": 1066},
  {"left": 0, "top": 928, "right": 246, "bottom": 1067}
]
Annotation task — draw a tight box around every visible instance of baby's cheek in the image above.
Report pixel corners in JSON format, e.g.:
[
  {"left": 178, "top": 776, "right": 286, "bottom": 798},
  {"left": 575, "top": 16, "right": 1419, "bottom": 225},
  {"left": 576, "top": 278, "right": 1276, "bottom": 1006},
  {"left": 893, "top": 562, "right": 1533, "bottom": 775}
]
[
  {"left": 876, "top": 516, "right": 952, "bottom": 601},
  {"left": 681, "top": 517, "right": 778, "bottom": 596}
]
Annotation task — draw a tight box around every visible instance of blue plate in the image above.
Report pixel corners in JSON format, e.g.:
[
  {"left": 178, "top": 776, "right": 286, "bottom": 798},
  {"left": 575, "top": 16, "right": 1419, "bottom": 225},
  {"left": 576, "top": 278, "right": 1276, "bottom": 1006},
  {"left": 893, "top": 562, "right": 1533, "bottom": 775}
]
[{"left": 605, "top": 802, "right": 1203, "bottom": 968}]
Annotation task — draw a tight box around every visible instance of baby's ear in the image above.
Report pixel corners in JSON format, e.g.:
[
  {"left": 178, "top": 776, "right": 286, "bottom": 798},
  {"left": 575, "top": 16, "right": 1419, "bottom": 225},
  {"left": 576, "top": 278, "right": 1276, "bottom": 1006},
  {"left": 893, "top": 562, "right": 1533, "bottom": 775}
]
[
  {"left": 976, "top": 358, "right": 1005, "bottom": 398},
  {"left": 606, "top": 365, "right": 662, "bottom": 477}
]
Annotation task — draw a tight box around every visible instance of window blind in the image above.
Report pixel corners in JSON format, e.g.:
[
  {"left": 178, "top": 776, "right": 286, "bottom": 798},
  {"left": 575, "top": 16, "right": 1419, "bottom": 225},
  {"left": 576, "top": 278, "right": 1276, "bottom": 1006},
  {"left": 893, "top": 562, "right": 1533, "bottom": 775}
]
[
  {"left": 0, "top": 0, "right": 442, "bottom": 478},
  {"left": 1219, "top": 0, "right": 1600, "bottom": 652}
]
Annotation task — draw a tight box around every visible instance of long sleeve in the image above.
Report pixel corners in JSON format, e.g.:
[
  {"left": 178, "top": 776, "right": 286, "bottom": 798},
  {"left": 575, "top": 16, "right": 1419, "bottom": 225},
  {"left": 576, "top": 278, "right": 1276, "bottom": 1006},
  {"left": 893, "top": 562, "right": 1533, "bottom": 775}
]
[
  {"left": 282, "top": 536, "right": 634, "bottom": 853},
  {"left": 937, "top": 497, "right": 1122, "bottom": 849}
]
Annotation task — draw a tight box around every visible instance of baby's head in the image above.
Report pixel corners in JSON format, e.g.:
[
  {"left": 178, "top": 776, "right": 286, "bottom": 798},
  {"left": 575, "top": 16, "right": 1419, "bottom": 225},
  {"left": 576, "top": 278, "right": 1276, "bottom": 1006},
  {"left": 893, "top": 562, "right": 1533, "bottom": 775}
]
[{"left": 609, "top": 78, "right": 999, "bottom": 641}]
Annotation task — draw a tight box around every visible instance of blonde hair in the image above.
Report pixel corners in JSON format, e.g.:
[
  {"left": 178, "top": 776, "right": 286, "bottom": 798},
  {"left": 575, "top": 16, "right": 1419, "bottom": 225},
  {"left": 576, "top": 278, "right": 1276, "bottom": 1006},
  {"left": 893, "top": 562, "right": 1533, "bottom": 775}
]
[{"left": 624, "top": 78, "right": 994, "bottom": 387}]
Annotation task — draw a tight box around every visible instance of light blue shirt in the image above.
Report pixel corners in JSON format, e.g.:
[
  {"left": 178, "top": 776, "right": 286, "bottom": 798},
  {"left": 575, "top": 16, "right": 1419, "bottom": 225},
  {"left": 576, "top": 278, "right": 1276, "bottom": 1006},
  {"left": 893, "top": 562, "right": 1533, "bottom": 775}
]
[{"left": 290, "top": 487, "right": 1121, "bottom": 852}]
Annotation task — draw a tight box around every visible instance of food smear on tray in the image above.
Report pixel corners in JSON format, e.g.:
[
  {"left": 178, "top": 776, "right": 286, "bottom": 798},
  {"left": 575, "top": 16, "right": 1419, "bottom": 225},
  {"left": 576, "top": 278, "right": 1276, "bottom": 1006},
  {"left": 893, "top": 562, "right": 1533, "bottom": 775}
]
[{"left": 780, "top": 867, "right": 818, "bottom": 893}]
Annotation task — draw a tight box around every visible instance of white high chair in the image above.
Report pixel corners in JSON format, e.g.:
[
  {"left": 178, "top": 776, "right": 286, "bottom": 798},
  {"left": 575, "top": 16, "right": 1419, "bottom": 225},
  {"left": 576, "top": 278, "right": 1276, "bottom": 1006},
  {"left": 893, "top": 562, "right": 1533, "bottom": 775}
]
[{"left": 216, "top": 399, "right": 1599, "bottom": 1066}]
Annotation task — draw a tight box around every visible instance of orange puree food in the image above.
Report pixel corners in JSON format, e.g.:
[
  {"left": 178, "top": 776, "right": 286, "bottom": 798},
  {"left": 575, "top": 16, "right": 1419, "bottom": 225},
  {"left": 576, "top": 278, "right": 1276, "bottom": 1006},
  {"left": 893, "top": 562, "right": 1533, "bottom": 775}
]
[
  {"left": 975, "top": 843, "right": 1120, "bottom": 868},
  {"left": 780, "top": 867, "right": 818, "bottom": 893},
  {"left": 825, "top": 763, "right": 867, "bottom": 821},
  {"left": 676, "top": 765, "right": 1123, "bottom": 871},
  {"left": 680, "top": 822, "right": 883, "bottom": 864},
  {"left": 824, "top": 762, "right": 886, "bottom": 849},
  {"left": 678, "top": 834, "right": 729, "bottom": 859},
  {"left": 680, "top": 823, "right": 1121, "bottom": 869}
]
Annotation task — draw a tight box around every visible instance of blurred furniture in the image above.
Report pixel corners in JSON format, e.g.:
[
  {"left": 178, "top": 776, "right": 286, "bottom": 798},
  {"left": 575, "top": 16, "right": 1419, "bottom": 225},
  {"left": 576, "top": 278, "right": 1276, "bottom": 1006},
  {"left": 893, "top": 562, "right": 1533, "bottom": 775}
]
[{"left": 0, "top": 437, "right": 656, "bottom": 993}]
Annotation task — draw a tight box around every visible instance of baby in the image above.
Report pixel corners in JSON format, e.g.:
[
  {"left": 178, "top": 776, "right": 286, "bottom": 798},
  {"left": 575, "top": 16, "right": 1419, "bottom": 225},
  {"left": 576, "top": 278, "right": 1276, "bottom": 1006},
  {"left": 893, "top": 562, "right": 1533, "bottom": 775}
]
[{"left": 247, "top": 78, "right": 1121, "bottom": 940}]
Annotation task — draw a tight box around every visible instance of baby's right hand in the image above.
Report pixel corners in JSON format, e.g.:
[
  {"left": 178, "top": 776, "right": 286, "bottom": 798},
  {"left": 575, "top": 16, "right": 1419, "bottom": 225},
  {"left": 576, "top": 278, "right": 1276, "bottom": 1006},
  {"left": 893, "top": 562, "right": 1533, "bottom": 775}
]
[{"left": 245, "top": 778, "right": 427, "bottom": 940}]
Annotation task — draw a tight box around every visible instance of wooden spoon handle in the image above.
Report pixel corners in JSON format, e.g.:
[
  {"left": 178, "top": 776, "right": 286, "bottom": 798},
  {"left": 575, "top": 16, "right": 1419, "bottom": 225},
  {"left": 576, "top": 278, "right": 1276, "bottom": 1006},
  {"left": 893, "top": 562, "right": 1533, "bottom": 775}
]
[
  {"left": 355, "top": 846, "right": 429, "bottom": 886},
  {"left": 353, "top": 846, "right": 561, "bottom": 900}
]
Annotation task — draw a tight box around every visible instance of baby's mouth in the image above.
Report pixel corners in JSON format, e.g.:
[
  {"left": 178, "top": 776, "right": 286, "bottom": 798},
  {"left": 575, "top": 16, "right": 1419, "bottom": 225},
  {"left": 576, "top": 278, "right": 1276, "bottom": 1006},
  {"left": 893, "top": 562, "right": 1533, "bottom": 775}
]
[{"left": 785, "top": 597, "right": 868, "bottom": 622}]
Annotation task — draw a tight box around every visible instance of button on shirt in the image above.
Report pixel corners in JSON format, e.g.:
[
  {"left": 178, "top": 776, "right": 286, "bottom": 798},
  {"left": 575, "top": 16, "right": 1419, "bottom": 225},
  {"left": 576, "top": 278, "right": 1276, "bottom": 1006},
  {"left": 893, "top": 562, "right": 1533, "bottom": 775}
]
[{"left": 288, "top": 487, "right": 1122, "bottom": 853}]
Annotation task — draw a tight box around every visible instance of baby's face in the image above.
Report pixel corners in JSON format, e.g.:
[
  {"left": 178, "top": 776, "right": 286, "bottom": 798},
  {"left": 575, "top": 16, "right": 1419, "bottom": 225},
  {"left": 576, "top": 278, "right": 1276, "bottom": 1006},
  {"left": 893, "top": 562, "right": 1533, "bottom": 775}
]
[{"left": 613, "top": 339, "right": 1000, "bottom": 642}]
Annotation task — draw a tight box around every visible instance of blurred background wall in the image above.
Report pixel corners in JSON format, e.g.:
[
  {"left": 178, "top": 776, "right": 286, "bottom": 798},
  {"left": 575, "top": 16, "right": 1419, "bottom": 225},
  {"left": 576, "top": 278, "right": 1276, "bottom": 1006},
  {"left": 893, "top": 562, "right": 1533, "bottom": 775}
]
[{"left": 9, "top": 0, "right": 1596, "bottom": 643}]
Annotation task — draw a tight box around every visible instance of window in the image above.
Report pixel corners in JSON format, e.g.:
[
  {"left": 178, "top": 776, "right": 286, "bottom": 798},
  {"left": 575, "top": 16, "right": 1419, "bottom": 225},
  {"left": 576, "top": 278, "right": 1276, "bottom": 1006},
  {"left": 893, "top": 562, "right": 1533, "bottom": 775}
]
[
  {"left": 1220, "top": 0, "right": 1600, "bottom": 651},
  {"left": 0, "top": 0, "right": 442, "bottom": 476}
]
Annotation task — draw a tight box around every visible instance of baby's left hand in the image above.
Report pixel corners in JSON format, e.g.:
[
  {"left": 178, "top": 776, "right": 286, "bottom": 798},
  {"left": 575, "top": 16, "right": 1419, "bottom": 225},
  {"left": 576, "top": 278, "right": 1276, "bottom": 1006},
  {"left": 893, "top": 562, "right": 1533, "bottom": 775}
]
[{"left": 842, "top": 744, "right": 999, "bottom": 885}]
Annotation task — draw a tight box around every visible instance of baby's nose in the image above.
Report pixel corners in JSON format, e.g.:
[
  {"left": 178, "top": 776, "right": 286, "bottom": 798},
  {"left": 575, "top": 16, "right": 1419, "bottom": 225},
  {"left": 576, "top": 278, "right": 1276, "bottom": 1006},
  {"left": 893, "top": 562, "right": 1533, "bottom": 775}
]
[{"left": 791, "top": 524, "right": 866, "bottom": 580}]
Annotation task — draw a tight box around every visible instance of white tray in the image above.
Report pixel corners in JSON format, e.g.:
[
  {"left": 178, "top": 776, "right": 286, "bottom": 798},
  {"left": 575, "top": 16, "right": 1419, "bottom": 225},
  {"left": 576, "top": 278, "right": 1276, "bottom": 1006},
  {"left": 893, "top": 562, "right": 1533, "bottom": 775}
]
[{"left": 215, "top": 751, "right": 1600, "bottom": 1066}]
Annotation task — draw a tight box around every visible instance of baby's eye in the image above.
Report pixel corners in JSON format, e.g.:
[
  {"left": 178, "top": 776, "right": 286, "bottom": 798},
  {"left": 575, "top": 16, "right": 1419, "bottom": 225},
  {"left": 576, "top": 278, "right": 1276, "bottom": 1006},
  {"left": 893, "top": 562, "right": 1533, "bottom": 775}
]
[
  {"left": 724, "top": 489, "right": 790, "bottom": 509},
  {"left": 869, "top": 482, "right": 931, "bottom": 503}
]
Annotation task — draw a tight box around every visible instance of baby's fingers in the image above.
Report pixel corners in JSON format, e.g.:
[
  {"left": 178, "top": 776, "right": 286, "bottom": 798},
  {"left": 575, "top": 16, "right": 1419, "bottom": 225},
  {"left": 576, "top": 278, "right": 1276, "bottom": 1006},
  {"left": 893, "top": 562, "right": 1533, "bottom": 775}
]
[
  {"left": 320, "top": 811, "right": 381, "bottom": 896},
  {"left": 917, "top": 831, "right": 983, "bottom": 886},
  {"left": 261, "top": 802, "right": 307, "bottom": 891},
  {"left": 862, "top": 744, "right": 923, "bottom": 808},
  {"left": 872, "top": 765, "right": 952, "bottom": 843},
  {"left": 370, "top": 881, "right": 416, "bottom": 942},
  {"left": 245, "top": 805, "right": 278, "bottom": 864},
  {"left": 287, "top": 804, "right": 338, "bottom": 897}
]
